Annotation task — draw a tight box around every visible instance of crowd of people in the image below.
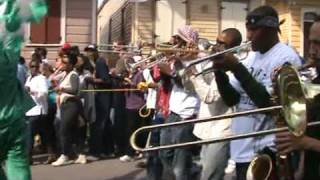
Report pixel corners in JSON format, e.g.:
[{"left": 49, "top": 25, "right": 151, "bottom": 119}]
[{"left": 2, "top": 4, "right": 320, "bottom": 180}]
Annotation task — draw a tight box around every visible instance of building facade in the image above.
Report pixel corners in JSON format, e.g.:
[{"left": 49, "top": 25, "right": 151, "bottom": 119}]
[
  {"left": 98, "top": 0, "right": 320, "bottom": 57},
  {"left": 22, "top": 0, "right": 97, "bottom": 63}
]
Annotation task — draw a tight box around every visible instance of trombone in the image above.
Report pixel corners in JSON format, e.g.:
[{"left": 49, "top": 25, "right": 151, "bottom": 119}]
[
  {"left": 185, "top": 41, "right": 252, "bottom": 68},
  {"left": 130, "top": 64, "right": 320, "bottom": 152}
]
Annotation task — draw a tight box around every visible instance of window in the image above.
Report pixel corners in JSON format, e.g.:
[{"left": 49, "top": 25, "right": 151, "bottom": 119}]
[
  {"left": 303, "top": 11, "right": 320, "bottom": 58},
  {"left": 29, "top": 0, "right": 62, "bottom": 44}
]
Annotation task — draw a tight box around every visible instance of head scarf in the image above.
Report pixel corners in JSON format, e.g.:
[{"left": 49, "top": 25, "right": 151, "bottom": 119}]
[{"left": 177, "top": 25, "right": 199, "bottom": 44}]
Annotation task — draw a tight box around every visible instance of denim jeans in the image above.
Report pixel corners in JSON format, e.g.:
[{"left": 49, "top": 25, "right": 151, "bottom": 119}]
[
  {"left": 200, "top": 142, "right": 229, "bottom": 180},
  {"left": 159, "top": 112, "right": 194, "bottom": 180},
  {"left": 147, "top": 112, "right": 165, "bottom": 180}
]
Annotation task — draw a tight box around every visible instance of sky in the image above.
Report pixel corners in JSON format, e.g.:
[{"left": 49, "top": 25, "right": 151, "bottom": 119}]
[{"left": 98, "top": 0, "right": 104, "bottom": 7}]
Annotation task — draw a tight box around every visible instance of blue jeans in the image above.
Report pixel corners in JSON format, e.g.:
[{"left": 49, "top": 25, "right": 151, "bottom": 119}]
[
  {"left": 159, "top": 112, "right": 194, "bottom": 180},
  {"left": 147, "top": 112, "right": 165, "bottom": 180},
  {"left": 200, "top": 142, "right": 229, "bottom": 180}
]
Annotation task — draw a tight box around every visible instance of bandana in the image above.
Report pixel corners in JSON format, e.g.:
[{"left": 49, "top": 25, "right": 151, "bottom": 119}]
[
  {"left": 246, "top": 15, "right": 279, "bottom": 28},
  {"left": 177, "top": 26, "right": 199, "bottom": 44}
]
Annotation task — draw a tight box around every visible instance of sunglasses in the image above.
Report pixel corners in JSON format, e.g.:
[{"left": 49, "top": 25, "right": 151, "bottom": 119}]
[{"left": 30, "top": 65, "right": 40, "bottom": 68}]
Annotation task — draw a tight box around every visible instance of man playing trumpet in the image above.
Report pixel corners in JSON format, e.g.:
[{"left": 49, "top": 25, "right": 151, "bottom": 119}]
[{"left": 189, "top": 28, "right": 242, "bottom": 180}]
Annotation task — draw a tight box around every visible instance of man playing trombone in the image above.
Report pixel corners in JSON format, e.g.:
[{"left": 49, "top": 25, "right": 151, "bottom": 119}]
[
  {"left": 275, "top": 17, "right": 320, "bottom": 180},
  {"left": 157, "top": 25, "right": 201, "bottom": 180},
  {"left": 212, "top": 6, "right": 301, "bottom": 180},
  {"left": 189, "top": 28, "right": 242, "bottom": 180}
]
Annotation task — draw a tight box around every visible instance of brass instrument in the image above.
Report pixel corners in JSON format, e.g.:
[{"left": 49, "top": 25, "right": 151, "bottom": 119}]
[
  {"left": 182, "top": 41, "right": 252, "bottom": 76},
  {"left": 130, "top": 64, "right": 320, "bottom": 153},
  {"left": 126, "top": 52, "right": 166, "bottom": 71},
  {"left": 247, "top": 154, "right": 273, "bottom": 180},
  {"left": 98, "top": 44, "right": 139, "bottom": 49}
]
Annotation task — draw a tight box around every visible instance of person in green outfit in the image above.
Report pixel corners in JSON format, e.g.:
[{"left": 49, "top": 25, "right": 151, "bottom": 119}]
[{"left": 0, "top": 1, "right": 47, "bottom": 180}]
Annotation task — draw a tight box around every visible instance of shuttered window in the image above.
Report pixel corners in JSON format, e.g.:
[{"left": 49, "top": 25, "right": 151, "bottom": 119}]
[{"left": 30, "top": 0, "right": 61, "bottom": 44}]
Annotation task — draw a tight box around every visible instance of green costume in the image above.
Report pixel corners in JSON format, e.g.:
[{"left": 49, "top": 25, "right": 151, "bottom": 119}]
[{"left": 0, "top": 1, "right": 47, "bottom": 180}]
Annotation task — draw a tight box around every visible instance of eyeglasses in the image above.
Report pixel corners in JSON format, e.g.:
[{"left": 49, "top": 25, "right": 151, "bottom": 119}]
[{"left": 30, "top": 65, "right": 40, "bottom": 68}]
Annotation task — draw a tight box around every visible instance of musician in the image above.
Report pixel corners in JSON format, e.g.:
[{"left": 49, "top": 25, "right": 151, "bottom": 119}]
[
  {"left": 190, "top": 28, "right": 242, "bottom": 180},
  {"left": 158, "top": 25, "right": 200, "bottom": 180},
  {"left": 275, "top": 18, "right": 320, "bottom": 180},
  {"left": 212, "top": 6, "right": 301, "bottom": 180},
  {"left": 119, "top": 57, "right": 149, "bottom": 162}
]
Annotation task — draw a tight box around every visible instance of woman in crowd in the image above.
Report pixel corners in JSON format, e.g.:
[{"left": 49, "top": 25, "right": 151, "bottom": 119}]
[{"left": 51, "top": 53, "right": 81, "bottom": 166}]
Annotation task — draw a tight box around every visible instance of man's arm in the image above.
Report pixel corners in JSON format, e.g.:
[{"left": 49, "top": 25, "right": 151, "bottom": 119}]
[
  {"left": 214, "top": 70, "right": 240, "bottom": 106},
  {"left": 94, "top": 59, "right": 112, "bottom": 86},
  {"left": 213, "top": 54, "right": 272, "bottom": 108},
  {"left": 231, "top": 63, "right": 272, "bottom": 108},
  {"left": 276, "top": 132, "right": 320, "bottom": 154}
]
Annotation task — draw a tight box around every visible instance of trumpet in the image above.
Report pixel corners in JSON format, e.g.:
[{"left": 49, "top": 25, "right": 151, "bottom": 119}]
[
  {"left": 182, "top": 41, "right": 252, "bottom": 76},
  {"left": 98, "top": 44, "right": 139, "bottom": 49},
  {"left": 130, "top": 64, "right": 320, "bottom": 152},
  {"left": 126, "top": 52, "right": 166, "bottom": 71}
]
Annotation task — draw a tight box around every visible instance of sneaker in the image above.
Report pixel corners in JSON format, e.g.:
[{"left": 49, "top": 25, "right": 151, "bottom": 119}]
[
  {"left": 225, "top": 159, "right": 236, "bottom": 174},
  {"left": 51, "top": 154, "right": 69, "bottom": 166},
  {"left": 135, "top": 153, "right": 144, "bottom": 160},
  {"left": 75, "top": 154, "right": 87, "bottom": 164},
  {"left": 119, "top": 155, "right": 133, "bottom": 162}
]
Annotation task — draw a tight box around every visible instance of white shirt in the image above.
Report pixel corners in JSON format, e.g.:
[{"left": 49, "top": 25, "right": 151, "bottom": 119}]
[
  {"left": 191, "top": 71, "right": 232, "bottom": 139},
  {"left": 169, "top": 84, "right": 200, "bottom": 119},
  {"left": 25, "top": 74, "right": 49, "bottom": 116},
  {"left": 143, "top": 69, "right": 157, "bottom": 109},
  {"left": 228, "top": 42, "right": 301, "bottom": 162}
]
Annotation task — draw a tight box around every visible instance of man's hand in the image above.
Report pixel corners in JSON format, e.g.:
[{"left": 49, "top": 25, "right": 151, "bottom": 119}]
[
  {"left": 54, "top": 86, "right": 63, "bottom": 94},
  {"left": 212, "top": 53, "right": 239, "bottom": 71},
  {"left": 275, "top": 132, "right": 308, "bottom": 155},
  {"left": 110, "top": 68, "right": 117, "bottom": 76},
  {"left": 137, "top": 82, "right": 148, "bottom": 91},
  {"left": 85, "top": 76, "right": 95, "bottom": 84},
  {"left": 158, "top": 62, "right": 172, "bottom": 76}
]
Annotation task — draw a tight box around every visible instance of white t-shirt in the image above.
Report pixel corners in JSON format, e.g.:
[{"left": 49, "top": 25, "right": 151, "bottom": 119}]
[
  {"left": 229, "top": 42, "right": 301, "bottom": 162},
  {"left": 25, "top": 74, "right": 49, "bottom": 116},
  {"left": 143, "top": 69, "right": 157, "bottom": 109}
]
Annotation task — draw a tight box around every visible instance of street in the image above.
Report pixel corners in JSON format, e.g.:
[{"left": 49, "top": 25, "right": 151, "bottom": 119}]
[{"left": 32, "top": 158, "right": 146, "bottom": 180}]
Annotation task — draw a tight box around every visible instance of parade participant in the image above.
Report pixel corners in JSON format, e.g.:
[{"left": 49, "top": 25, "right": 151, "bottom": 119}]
[
  {"left": 275, "top": 18, "right": 320, "bottom": 180},
  {"left": 119, "top": 57, "right": 148, "bottom": 162},
  {"left": 158, "top": 25, "right": 201, "bottom": 180},
  {"left": 190, "top": 28, "right": 242, "bottom": 180},
  {"left": 0, "top": 1, "right": 47, "bottom": 179},
  {"left": 212, "top": 6, "right": 301, "bottom": 180}
]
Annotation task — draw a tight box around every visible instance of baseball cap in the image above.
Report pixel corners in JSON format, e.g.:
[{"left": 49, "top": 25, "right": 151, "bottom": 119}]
[
  {"left": 62, "top": 43, "right": 71, "bottom": 50},
  {"left": 84, "top": 44, "right": 98, "bottom": 52}
]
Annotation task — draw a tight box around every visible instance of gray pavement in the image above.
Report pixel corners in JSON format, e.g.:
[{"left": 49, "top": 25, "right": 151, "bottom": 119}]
[
  {"left": 31, "top": 156, "right": 235, "bottom": 180},
  {"left": 32, "top": 158, "right": 146, "bottom": 180}
]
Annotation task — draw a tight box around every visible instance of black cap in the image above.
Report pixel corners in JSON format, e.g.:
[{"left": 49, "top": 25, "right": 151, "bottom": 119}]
[{"left": 84, "top": 44, "right": 98, "bottom": 52}]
